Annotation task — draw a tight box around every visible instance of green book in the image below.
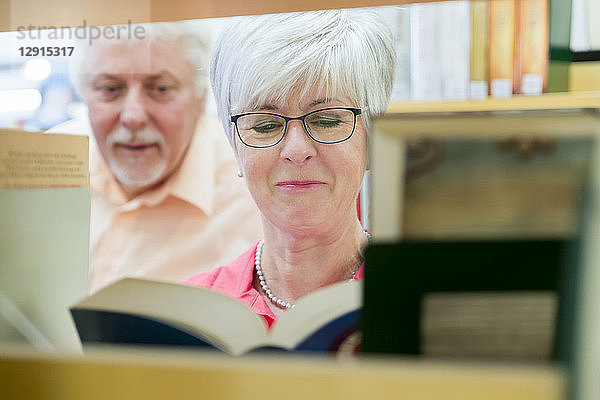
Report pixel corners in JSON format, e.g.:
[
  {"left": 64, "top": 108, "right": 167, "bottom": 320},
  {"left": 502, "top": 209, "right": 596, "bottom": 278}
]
[{"left": 548, "top": 0, "right": 573, "bottom": 92}]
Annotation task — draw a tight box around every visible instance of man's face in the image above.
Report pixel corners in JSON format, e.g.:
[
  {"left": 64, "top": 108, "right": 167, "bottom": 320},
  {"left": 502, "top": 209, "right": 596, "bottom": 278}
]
[{"left": 81, "top": 37, "right": 203, "bottom": 196}]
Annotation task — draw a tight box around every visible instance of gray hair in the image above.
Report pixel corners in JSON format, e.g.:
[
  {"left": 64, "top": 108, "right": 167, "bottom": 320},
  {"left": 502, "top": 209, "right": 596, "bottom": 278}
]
[
  {"left": 69, "top": 21, "right": 212, "bottom": 99},
  {"left": 210, "top": 9, "right": 396, "bottom": 145}
]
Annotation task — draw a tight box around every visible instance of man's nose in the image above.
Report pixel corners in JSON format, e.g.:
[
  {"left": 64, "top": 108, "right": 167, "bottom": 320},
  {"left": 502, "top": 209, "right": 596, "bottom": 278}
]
[
  {"left": 119, "top": 87, "right": 148, "bottom": 131},
  {"left": 279, "top": 120, "right": 317, "bottom": 164}
]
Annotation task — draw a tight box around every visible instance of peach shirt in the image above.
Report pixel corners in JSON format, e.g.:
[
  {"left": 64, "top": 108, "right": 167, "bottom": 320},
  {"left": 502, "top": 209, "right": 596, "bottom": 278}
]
[{"left": 49, "top": 115, "right": 263, "bottom": 293}]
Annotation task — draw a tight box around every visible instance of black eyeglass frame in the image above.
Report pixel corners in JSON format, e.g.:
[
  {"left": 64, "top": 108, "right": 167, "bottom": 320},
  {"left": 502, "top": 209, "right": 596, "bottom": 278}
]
[{"left": 230, "top": 107, "right": 362, "bottom": 149}]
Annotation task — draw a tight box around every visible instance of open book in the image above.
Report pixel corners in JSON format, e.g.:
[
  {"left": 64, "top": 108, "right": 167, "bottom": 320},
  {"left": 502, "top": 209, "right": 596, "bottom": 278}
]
[{"left": 70, "top": 277, "right": 362, "bottom": 356}]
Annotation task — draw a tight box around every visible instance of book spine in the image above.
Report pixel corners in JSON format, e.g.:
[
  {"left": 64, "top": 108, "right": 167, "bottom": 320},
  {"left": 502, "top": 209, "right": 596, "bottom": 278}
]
[
  {"left": 513, "top": 0, "right": 522, "bottom": 94},
  {"left": 410, "top": 3, "right": 443, "bottom": 102},
  {"left": 470, "top": 0, "right": 490, "bottom": 99},
  {"left": 393, "top": 6, "right": 411, "bottom": 102},
  {"left": 570, "top": 0, "right": 590, "bottom": 52},
  {"left": 516, "top": 0, "right": 549, "bottom": 95},
  {"left": 489, "top": 0, "right": 517, "bottom": 98},
  {"left": 439, "top": 1, "right": 471, "bottom": 101},
  {"left": 549, "top": 0, "right": 572, "bottom": 59},
  {"left": 586, "top": 0, "right": 600, "bottom": 50},
  {"left": 547, "top": 0, "right": 572, "bottom": 92},
  {"left": 378, "top": 6, "right": 411, "bottom": 103}
]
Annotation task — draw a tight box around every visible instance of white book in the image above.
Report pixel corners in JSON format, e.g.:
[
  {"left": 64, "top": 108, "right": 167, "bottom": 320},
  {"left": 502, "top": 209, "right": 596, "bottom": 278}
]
[
  {"left": 439, "top": 1, "right": 471, "bottom": 101},
  {"left": 570, "top": 0, "right": 590, "bottom": 51},
  {"left": 410, "top": 3, "right": 443, "bottom": 102},
  {"left": 586, "top": 0, "right": 600, "bottom": 50},
  {"left": 0, "top": 131, "right": 90, "bottom": 353},
  {"left": 377, "top": 6, "right": 411, "bottom": 103}
]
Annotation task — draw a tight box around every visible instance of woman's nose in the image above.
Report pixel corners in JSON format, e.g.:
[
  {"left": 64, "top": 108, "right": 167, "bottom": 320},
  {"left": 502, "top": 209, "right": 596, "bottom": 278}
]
[{"left": 279, "top": 120, "right": 317, "bottom": 164}]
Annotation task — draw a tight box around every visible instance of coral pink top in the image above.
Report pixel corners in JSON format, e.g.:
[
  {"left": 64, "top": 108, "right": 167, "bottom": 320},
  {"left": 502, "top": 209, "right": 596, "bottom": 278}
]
[{"left": 183, "top": 242, "right": 364, "bottom": 328}]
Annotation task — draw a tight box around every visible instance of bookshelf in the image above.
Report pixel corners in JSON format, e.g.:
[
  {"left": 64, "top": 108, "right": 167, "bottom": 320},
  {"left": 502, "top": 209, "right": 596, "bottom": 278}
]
[
  {"left": 1, "top": 1, "right": 598, "bottom": 400},
  {"left": 370, "top": 90, "right": 600, "bottom": 400},
  {"left": 371, "top": 91, "right": 600, "bottom": 239}
]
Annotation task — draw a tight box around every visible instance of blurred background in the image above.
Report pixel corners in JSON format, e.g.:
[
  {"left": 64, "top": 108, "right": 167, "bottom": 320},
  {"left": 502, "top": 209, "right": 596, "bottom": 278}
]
[
  {"left": 0, "top": 17, "right": 230, "bottom": 132},
  {"left": 0, "top": 1, "right": 597, "bottom": 133},
  {"left": 0, "top": 30, "right": 82, "bottom": 131}
]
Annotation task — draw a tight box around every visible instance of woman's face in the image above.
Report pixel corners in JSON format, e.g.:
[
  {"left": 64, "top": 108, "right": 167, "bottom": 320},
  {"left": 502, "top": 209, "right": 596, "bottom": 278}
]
[{"left": 234, "top": 91, "right": 368, "bottom": 236}]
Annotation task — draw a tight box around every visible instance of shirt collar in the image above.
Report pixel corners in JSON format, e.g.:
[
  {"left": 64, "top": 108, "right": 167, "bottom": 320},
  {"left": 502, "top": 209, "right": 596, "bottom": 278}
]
[{"left": 233, "top": 243, "right": 277, "bottom": 328}]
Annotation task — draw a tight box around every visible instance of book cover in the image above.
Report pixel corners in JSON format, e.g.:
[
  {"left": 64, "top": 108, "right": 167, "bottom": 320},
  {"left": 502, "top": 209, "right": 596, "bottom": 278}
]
[
  {"left": 489, "top": 0, "right": 517, "bottom": 97},
  {"left": 470, "top": 0, "right": 490, "bottom": 99},
  {"left": 0, "top": 130, "right": 90, "bottom": 353},
  {"left": 362, "top": 240, "right": 571, "bottom": 361},
  {"left": 439, "top": 1, "right": 471, "bottom": 101},
  {"left": 515, "top": 0, "right": 549, "bottom": 95},
  {"left": 71, "top": 277, "right": 362, "bottom": 356}
]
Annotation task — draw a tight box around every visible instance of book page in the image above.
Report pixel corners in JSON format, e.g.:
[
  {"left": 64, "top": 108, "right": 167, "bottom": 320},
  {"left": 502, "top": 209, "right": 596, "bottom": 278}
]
[
  {"left": 421, "top": 291, "right": 557, "bottom": 360},
  {"left": 269, "top": 280, "right": 362, "bottom": 350},
  {"left": 0, "top": 130, "right": 88, "bottom": 188},
  {"left": 73, "top": 278, "right": 269, "bottom": 355}
]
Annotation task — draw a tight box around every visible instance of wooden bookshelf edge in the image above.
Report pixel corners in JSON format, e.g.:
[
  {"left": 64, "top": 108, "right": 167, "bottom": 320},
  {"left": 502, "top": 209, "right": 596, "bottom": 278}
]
[
  {"left": 0, "top": 0, "right": 447, "bottom": 32},
  {"left": 0, "top": 347, "right": 566, "bottom": 400},
  {"left": 386, "top": 91, "right": 600, "bottom": 115}
]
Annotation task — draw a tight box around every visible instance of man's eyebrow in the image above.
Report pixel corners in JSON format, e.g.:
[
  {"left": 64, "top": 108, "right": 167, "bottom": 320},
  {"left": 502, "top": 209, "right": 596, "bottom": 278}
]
[
  {"left": 146, "top": 70, "right": 178, "bottom": 81},
  {"left": 91, "top": 73, "right": 121, "bottom": 83},
  {"left": 90, "top": 71, "right": 179, "bottom": 83}
]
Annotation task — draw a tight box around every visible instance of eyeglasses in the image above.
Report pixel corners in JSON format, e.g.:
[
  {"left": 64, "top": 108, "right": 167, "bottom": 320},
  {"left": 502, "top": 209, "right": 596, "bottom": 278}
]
[{"left": 230, "top": 107, "right": 362, "bottom": 148}]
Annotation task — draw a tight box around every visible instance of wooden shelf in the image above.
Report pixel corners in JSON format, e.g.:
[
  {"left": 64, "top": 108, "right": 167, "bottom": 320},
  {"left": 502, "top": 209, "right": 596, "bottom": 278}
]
[
  {"left": 376, "top": 92, "right": 600, "bottom": 140},
  {"left": 386, "top": 91, "right": 600, "bottom": 115},
  {"left": 0, "top": 346, "right": 565, "bottom": 400},
  {"left": 0, "top": 0, "right": 444, "bottom": 33}
]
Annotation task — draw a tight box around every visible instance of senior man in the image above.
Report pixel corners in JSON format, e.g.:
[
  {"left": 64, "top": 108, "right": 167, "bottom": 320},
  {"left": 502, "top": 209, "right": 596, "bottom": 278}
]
[{"left": 50, "top": 22, "right": 262, "bottom": 293}]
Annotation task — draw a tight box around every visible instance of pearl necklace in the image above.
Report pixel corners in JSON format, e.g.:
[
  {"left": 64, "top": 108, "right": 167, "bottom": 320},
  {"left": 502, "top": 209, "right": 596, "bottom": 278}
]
[{"left": 254, "top": 233, "right": 370, "bottom": 310}]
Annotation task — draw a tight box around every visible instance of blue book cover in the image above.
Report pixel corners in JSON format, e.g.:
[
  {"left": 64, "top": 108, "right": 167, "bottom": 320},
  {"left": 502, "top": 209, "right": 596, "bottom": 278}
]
[{"left": 71, "top": 278, "right": 361, "bottom": 355}]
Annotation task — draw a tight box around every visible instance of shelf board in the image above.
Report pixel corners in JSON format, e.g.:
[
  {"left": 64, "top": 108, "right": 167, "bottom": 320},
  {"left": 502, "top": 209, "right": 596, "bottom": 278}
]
[
  {"left": 0, "top": 0, "right": 443, "bottom": 32},
  {"left": 387, "top": 91, "right": 600, "bottom": 115},
  {"left": 0, "top": 346, "right": 566, "bottom": 400}
]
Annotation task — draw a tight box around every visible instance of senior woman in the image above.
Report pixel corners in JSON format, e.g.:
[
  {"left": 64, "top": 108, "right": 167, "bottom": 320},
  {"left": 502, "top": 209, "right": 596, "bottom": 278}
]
[{"left": 184, "top": 9, "right": 395, "bottom": 327}]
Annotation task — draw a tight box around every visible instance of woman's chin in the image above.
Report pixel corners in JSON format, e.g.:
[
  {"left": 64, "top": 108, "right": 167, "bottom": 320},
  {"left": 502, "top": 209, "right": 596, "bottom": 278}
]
[{"left": 272, "top": 210, "right": 337, "bottom": 234}]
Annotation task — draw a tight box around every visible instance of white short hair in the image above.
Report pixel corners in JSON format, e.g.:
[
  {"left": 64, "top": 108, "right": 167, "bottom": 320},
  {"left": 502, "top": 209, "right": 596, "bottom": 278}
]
[
  {"left": 69, "top": 21, "right": 212, "bottom": 99},
  {"left": 210, "top": 9, "right": 396, "bottom": 145}
]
